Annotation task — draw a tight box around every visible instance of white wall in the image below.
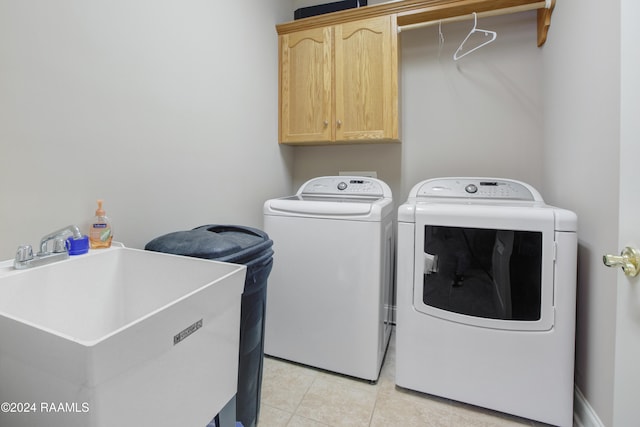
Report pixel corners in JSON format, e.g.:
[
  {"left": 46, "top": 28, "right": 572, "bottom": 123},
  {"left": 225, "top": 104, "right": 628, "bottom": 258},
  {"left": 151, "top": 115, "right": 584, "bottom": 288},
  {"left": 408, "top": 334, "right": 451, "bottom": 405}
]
[
  {"left": 0, "top": 0, "right": 293, "bottom": 259},
  {"left": 292, "top": 12, "right": 544, "bottom": 204},
  {"left": 543, "top": 1, "right": 620, "bottom": 425}
]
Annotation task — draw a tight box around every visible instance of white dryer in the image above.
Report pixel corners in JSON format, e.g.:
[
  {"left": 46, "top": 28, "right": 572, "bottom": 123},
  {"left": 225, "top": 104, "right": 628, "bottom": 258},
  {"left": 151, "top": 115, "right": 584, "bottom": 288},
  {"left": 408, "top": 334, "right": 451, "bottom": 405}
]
[
  {"left": 396, "top": 178, "right": 577, "bottom": 426},
  {"left": 263, "top": 176, "right": 394, "bottom": 382}
]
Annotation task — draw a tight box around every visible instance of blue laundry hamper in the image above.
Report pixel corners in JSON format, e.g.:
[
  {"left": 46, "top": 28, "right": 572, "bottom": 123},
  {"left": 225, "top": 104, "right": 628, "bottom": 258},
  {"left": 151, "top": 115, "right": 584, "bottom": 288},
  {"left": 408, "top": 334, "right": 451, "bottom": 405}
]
[{"left": 146, "top": 225, "right": 274, "bottom": 427}]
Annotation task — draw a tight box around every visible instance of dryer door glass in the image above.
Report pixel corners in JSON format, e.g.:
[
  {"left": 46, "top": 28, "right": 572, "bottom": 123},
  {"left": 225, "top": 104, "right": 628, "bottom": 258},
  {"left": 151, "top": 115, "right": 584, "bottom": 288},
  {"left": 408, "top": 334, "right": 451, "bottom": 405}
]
[{"left": 422, "top": 226, "right": 542, "bottom": 321}]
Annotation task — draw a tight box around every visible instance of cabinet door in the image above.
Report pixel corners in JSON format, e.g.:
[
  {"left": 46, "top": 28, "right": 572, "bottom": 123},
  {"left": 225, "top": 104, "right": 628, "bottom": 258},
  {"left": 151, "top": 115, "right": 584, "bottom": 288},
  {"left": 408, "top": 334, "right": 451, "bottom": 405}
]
[
  {"left": 335, "top": 16, "right": 399, "bottom": 142},
  {"left": 279, "top": 27, "right": 333, "bottom": 144}
]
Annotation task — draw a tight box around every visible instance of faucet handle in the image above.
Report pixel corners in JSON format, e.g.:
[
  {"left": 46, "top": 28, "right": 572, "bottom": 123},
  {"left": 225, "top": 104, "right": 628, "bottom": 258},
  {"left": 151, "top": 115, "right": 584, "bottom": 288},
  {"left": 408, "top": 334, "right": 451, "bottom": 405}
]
[
  {"left": 15, "top": 245, "right": 34, "bottom": 262},
  {"left": 52, "top": 237, "right": 69, "bottom": 254}
]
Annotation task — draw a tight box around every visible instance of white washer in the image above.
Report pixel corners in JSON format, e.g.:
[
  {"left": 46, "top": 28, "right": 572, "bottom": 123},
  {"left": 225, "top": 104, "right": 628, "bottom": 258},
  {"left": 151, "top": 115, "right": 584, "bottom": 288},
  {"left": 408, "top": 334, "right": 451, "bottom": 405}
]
[
  {"left": 263, "top": 176, "right": 394, "bottom": 382},
  {"left": 396, "top": 178, "right": 577, "bottom": 426}
]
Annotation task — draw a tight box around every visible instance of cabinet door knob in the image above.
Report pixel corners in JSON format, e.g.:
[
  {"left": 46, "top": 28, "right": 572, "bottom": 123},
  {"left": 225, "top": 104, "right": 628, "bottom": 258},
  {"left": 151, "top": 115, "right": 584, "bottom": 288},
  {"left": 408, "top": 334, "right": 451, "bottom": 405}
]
[
  {"left": 323, "top": 120, "right": 329, "bottom": 128},
  {"left": 603, "top": 246, "right": 640, "bottom": 277},
  {"left": 336, "top": 120, "right": 342, "bottom": 128}
]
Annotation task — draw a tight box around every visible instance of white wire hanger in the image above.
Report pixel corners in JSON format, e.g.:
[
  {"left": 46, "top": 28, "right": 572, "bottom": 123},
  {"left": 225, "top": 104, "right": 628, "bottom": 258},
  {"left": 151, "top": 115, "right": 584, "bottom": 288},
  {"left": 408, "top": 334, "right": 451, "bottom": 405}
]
[
  {"left": 453, "top": 12, "right": 497, "bottom": 61},
  {"left": 437, "top": 20, "right": 445, "bottom": 57}
]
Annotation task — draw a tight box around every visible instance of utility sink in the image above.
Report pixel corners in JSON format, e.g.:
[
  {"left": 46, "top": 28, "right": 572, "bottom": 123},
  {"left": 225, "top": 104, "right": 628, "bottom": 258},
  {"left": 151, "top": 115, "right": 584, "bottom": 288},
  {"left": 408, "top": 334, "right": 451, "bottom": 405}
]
[{"left": 0, "top": 245, "right": 246, "bottom": 427}]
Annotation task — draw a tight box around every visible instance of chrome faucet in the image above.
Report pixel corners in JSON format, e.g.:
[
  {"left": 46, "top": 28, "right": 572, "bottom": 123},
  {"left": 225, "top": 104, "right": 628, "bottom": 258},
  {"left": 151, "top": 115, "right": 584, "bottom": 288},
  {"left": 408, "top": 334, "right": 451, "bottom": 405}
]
[
  {"left": 38, "top": 225, "right": 82, "bottom": 254},
  {"left": 14, "top": 225, "right": 82, "bottom": 270}
]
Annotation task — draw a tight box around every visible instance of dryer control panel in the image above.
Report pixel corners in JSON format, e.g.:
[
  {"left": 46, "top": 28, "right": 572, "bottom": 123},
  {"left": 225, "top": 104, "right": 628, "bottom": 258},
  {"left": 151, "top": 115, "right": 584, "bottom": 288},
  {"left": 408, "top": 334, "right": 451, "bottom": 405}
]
[{"left": 413, "top": 178, "right": 542, "bottom": 201}]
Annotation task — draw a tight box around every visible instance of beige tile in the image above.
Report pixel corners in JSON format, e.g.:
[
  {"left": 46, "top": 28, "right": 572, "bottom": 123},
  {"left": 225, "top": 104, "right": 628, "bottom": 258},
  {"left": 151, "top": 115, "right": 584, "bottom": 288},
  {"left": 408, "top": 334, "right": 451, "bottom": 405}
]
[
  {"left": 261, "top": 357, "right": 317, "bottom": 413},
  {"left": 315, "top": 368, "right": 380, "bottom": 392},
  {"left": 295, "top": 375, "right": 378, "bottom": 427},
  {"left": 371, "top": 388, "right": 452, "bottom": 427},
  {"left": 257, "top": 404, "right": 292, "bottom": 427},
  {"left": 286, "top": 415, "right": 332, "bottom": 427}
]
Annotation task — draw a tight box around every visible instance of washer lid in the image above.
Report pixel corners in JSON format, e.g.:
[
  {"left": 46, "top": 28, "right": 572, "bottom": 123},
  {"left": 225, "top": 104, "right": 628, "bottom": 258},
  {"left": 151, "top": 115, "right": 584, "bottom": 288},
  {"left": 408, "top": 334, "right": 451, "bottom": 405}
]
[
  {"left": 265, "top": 196, "right": 392, "bottom": 218},
  {"left": 264, "top": 176, "right": 393, "bottom": 219},
  {"left": 283, "top": 194, "right": 382, "bottom": 203}
]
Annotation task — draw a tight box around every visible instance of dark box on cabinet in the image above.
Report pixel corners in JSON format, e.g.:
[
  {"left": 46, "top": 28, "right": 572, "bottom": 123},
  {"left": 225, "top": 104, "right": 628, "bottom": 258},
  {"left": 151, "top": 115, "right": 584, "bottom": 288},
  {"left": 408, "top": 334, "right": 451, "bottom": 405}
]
[{"left": 294, "top": 0, "right": 367, "bottom": 20}]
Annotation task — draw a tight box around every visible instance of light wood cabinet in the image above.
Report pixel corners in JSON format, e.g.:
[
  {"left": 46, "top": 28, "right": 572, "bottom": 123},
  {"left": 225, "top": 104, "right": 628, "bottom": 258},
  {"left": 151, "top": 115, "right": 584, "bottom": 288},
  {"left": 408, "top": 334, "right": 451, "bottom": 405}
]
[{"left": 278, "top": 16, "right": 399, "bottom": 145}]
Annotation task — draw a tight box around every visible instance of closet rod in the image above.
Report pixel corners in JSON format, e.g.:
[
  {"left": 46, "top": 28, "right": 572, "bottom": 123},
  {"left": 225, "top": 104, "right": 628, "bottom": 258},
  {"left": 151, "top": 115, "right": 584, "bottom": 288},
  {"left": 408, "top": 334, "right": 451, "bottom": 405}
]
[{"left": 397, "top": 1, "right": 547, "bottom": 33}]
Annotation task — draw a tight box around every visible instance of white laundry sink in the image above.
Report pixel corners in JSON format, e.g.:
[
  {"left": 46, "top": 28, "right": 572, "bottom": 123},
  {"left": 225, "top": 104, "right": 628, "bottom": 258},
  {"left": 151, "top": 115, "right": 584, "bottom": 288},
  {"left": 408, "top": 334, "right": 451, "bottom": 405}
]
[{"left": 0, "top": 245, "right": 246, "bottom": 427}]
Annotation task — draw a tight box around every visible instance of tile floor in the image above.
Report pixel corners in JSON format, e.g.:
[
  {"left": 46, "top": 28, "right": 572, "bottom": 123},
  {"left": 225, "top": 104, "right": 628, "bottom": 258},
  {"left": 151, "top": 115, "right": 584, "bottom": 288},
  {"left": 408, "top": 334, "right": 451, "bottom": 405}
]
[{"left": 258, "top": 329, "right": 561, "bottom": 427}]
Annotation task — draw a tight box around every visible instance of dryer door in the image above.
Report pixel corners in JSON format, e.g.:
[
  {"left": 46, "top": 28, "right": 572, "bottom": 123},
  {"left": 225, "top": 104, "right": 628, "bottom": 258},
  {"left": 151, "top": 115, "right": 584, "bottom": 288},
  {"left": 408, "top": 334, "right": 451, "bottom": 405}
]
[{"left": 413, "top": 203, "right": 556, "bottom": 331}]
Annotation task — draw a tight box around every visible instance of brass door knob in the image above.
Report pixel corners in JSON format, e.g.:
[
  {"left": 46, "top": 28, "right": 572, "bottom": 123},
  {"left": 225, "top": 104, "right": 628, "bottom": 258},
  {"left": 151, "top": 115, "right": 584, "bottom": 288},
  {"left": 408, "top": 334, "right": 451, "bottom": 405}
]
[{"left": 603, "top": 246, "right": 640, "bottom": 277}]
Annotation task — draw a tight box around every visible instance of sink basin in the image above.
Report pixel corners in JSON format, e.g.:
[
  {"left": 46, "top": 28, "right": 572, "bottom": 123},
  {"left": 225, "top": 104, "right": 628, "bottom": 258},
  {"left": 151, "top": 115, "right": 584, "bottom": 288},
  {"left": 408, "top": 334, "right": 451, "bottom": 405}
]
[{"left": 0, "top": 245, "right": 246, "bottom": 427}]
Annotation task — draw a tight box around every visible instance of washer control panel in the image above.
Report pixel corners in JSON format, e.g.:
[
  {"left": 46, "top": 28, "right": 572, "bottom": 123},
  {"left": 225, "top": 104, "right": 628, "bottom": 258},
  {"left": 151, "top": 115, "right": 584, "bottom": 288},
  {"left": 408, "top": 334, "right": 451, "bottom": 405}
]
[
  {"left": 299, "top": 176, "right": 390, "bottom": 197},
  {"left": 414, "top": 178, "right": 541, "bottom": 201}
]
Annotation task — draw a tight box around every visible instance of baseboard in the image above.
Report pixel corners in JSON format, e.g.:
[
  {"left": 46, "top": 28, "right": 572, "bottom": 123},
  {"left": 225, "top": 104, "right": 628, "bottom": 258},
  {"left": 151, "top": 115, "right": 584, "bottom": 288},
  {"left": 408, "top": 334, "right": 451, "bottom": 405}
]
[{"left": 574, "top": 386, "right": 605, "bottom": 427}]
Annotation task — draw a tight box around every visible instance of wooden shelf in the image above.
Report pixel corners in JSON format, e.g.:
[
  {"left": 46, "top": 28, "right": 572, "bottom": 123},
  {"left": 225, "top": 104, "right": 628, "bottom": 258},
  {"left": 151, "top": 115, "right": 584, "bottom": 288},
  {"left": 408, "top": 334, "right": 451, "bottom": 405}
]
[{"left": 277, "top": 0, "right": 555, "bottom": 46}]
